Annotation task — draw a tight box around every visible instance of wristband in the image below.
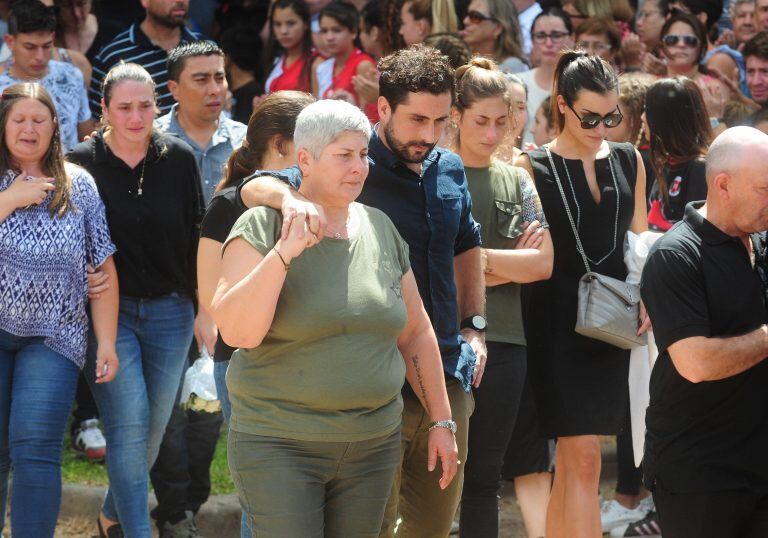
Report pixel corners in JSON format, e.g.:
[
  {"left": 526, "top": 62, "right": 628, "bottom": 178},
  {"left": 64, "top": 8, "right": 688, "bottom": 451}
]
[{"left": 273, "top": 247, "right": 290, "bottom": 270}]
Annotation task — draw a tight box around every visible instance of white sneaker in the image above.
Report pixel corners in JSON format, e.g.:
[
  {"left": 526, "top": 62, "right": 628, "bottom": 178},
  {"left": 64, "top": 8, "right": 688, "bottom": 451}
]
[
  {"left": 71, "top": 418, "right": 106, "bottom": 461},
  {"left": 601, "top": 499, "right": 648, "bottom": 533},
  {"left": 638, "top": 495, "right": 655, "bottom": 513}
]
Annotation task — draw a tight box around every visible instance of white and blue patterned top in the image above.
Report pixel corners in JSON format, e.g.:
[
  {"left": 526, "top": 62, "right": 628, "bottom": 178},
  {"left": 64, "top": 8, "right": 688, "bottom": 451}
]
[
  {"left": 0, "top": 164, "right": 116, "bottom": 367},
  {"left": 0, "top": 60, "right": 91, "bottom": 153}
]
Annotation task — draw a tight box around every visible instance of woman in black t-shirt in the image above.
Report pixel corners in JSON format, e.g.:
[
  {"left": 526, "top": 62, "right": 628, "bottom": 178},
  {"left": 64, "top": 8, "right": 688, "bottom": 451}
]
[
  {"left": 645, "top": 77, "right": 712, "bottom": 231},
  {"left": 198, "top": 91, "right": 314, "bottom": 424}
]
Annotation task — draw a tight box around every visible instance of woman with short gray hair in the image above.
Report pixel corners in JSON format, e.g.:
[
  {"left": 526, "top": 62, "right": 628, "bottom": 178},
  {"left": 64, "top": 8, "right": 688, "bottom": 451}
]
[{"left": 212, "top": 100, "right": 458, "bottom": 537}]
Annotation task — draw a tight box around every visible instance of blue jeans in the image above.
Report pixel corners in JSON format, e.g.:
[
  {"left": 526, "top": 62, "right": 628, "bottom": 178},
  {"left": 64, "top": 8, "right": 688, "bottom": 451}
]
[
  {"left": 0, "top": 329, "right": 80, "bottom": 537},
  {"left": 85, "top": 294, "right": 194, "bottom": 537},
  {"left": 213, "top": 359, "right": 252, "bottom": 538},
  {"left": 213, "top": 360, "right": 232, "bottom": 424}
]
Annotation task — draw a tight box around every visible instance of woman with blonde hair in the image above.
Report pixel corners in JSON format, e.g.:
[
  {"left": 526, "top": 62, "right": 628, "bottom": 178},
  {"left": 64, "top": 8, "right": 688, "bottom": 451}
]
[
  {"left": 399, "top": 0, "right": 458, "bottom": 45},
  {"left": 451, "top": 57, "right": 554, "bottom": 537},
  {"left": 459, "top": 0, "right": 526, "bottom": 73}
]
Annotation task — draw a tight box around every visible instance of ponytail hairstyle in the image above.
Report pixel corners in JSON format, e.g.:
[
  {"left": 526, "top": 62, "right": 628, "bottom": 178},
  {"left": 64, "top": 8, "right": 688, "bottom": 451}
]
[
  {"left": 0, "top": 83, "right": 71, "bottom": 217},
  {"left": 552, "top": 50, "right": 618, "bottom": 130},
  {"left": 406, "top": 0, "right": 458, "bottom": 34},
  {"left": 454, "top": 58, "right": 511, "bottom": 147},
  {"left": 217, "top": 91, "right": 316, "bottom": 192},
  {"left": 645, "top": 77, "right": 711, "bottom": 201},
  {"left": 264, "top": 0, "right": 313, "bottom": 90},
  {"left": 454, "top": 57, "right": 511, "bottom": 113},
  {"left": 101, "top": 61, "right": 158, "bottom": 128}
]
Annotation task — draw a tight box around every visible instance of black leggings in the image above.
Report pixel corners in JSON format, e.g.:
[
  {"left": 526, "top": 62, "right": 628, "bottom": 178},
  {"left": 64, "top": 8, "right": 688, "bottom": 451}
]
[{"left": 460, "top": 342, "right": 527, "bottom": 538}]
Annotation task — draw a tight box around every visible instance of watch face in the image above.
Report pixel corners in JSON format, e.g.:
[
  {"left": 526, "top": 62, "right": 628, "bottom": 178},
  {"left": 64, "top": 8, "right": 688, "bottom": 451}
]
[{"left": 472, "top": 315, "right": 488, "bottom": 330}]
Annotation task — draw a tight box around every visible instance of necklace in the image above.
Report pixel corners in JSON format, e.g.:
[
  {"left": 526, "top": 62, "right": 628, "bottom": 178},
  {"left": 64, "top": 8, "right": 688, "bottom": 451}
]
[
  {"left": 136, "top": 156, "right": 147, "bottom": 196},
  {"left": 326, "top": 212, "right": 352, "bottom": 239}
]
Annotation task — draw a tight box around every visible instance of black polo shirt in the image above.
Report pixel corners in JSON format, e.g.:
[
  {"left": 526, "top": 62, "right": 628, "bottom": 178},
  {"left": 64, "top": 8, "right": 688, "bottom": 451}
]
[
  {"left": 640, "top": 202, "right": 768, "bottom": 493},
  {"left": 67, "top": 131, "right": 204, "bottom": 299}
]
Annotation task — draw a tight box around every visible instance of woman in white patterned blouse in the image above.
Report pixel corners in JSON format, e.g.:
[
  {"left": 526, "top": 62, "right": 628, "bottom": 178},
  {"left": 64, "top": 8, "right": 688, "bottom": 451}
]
[{"left": 0, "top": 82, "right": 118, "bottom": 537}]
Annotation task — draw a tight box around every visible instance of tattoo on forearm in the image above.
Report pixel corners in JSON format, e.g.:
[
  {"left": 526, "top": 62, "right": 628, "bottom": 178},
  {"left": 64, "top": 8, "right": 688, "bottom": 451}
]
[{"left": 412, "top": 354, "right": 431, "bottom": 414}]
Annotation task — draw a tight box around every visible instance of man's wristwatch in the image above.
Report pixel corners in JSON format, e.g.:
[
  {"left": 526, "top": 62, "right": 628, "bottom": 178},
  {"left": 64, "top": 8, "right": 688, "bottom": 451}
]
[
  {"left": 428, "top": 420, "right": 458, "bottom": 434},
  {"left": 460, "top": 315, "right": 488, "bottom": 332}
]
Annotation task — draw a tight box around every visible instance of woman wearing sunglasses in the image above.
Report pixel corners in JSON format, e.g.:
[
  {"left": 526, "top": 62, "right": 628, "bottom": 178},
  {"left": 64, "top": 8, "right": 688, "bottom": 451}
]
[
  {"left": 517, "top": 8, "right": 574, "bottom": 145},
  {"left": 515, "top": 51, "right": 648, "bottom": 538},
  {"left": 459, "top": 0, "right": 526, "bottom": 74},
  {"left": 659, "top": 12, "right": 729, "bottom": 119}
]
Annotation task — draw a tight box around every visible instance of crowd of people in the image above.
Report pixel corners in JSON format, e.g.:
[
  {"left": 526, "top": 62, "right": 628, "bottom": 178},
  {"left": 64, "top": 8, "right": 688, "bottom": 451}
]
[{"left": 1, "top": 0, "right": 768, "bottom": 537}]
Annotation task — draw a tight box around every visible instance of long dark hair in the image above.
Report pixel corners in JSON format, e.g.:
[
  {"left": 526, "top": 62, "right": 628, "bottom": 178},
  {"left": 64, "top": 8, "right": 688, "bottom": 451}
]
[
  {"left": 0, "top": 83, "right": 71, "bottom": 217},
  {"left": 552, "top": 50, "right": 618, "bottom": 130},
  {"left": 645, "top": 77, "right": 711, "bottom": 199},
  {"left": 217, "top": 91, "right": 315, "bottom": 192},
  {"left": 263, "top": 0, "right": 313, "bottom": 90}
]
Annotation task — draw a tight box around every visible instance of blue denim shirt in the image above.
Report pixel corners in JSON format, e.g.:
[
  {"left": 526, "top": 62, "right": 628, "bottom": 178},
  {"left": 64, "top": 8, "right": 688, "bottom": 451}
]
[
  {"left": 241, "top": 128, "right": 482, "bottom": 391},
  {"left": 156, "top": 104, "right": 247, "bottom": 204}
]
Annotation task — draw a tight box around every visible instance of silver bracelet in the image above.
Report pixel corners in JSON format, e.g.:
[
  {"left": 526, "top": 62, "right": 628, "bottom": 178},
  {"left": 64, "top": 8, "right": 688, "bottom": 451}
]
[{"left": 427, "top": 420, "right": 457, "bottom": 433}]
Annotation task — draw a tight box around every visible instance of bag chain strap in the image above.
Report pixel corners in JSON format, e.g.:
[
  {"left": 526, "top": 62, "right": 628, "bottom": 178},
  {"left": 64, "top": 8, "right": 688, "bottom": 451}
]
[{"left": 545, "top": 145, "right": 595, "bottom": 276}]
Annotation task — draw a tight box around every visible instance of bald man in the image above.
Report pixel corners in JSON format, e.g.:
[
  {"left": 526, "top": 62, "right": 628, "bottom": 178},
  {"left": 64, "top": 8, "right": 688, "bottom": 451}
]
[{"left": 639, "top": 126, "right": 768, "bottom": 537}]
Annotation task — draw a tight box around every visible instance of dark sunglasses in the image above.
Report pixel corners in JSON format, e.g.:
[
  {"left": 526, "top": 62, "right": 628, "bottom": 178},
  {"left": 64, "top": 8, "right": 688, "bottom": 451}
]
[
  {"left": 662, "top": 34, "right": 700, "bottom": 47},
  {"left": 567, "top": 104, "right": 623, "bottom": 129},
  {"left": 466, "top": 10, "right": 498, "bottom": 23}
]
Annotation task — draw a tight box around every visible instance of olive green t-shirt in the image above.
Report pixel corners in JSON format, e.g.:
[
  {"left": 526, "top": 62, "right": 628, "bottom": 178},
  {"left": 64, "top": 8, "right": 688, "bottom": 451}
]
[
  {"left": 465, "top": 160, "right": 547, "bottom": 345},
  {"left": 223, "top": 203, "right": 411, "bottom": 442}
]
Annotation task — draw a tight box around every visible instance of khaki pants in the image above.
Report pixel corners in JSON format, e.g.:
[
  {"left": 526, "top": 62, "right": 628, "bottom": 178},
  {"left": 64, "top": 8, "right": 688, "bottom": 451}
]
[
  {"left": 229, "top": 428, "right": 401, "bottom": 537},
  {"left": 380, "top": 378, "right": 475, "bottom": 537}
]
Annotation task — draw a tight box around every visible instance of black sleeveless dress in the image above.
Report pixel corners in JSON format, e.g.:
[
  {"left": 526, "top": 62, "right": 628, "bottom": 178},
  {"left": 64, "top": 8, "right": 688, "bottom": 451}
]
[{"left": 524, "top": 142, "right": 636, "bottom": 437}]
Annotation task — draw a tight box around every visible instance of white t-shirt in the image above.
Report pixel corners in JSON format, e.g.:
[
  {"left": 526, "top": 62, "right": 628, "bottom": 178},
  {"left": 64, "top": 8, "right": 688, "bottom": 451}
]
[
  {"left": 518, "top": 68, "right": 550, "bottom": 146},
  {"left": 518, "top": 2, "right": 543, "bottom": 57}
]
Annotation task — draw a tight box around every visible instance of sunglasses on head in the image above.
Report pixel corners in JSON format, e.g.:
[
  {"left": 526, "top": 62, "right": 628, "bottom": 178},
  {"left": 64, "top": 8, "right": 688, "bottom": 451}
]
[
  {"left": 567, "top": 104, "right": 623, "bottom": 129},
  {"left": 662, "top": 34, "right": 700, "bottom": 47},
  {"left": 466, "top": 10, "right": 498, "bottom": 23}
]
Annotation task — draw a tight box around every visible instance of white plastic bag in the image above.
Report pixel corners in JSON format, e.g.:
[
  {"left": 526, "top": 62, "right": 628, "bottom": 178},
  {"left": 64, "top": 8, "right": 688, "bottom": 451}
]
[{"left": 180, "top": 349, "right": 220, "bottom": 413}]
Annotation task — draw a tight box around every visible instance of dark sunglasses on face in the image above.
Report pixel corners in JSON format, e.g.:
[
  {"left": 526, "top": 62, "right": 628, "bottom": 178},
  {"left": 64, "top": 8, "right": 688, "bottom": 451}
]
[
  {"left": 466, "top": 10, "right": 498, "bottom": 23},
  {"left": 567, "top": 104, "right": 623, "bottom": 129},
  {"left": 662, "top": 34, "right": 700, "bottom": 47}
]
